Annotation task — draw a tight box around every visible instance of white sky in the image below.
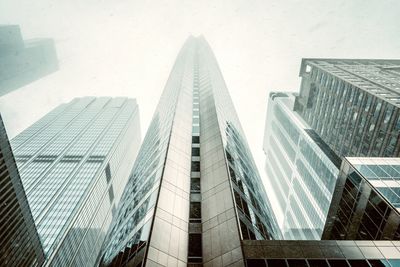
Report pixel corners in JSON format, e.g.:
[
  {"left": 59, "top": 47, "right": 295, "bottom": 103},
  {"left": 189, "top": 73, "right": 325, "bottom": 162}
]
[{"left": 1, "top": 0, "right": 399, "bottom": 223}]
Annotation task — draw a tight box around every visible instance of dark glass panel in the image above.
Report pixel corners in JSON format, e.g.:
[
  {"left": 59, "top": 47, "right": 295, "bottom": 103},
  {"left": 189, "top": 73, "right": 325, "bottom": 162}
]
[
  {"left": 266, "top": 259, "right": 287, "bottom": 267},
  {"left": 190, "top": 202, "right": 201, "bottom": 219},
  {"left": 191, "top": 161, "right": 200, "bottom": 172},
  {"left": 190, "top": 178, "right": 200, "bottom": 191},
  {"left": 188, "top": 234, "right": 202, "bottom": 257},
  {"left": 247, "top": 259, "right": 267, "bottom": 267},
  {"left": 328, "top": 260, "right": 350, "bottom": 267},
  {"left": 287, "top": 259, "right": 308, "bottom": 267},
  {"left": 347, "top": 260, "right": 371, "bottom": 267},
  {"left": 191, "top": 147, "right": 200, "bottom": 156},
  {"left": 307, "top": 259, "right": 329, "bottom": 267},
  {"left": 368, "top": 259, "right": 390, "bottom": 267}
]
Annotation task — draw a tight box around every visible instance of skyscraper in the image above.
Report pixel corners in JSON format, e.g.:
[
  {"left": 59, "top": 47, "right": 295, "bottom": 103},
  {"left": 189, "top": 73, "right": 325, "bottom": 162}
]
[
  {"left": 263, "top": 92, "right": 340, "bottom": 240},
  {"left": 100, "top": 36, "right": 281, "bottom": 267},
  {"left": 323, "top": 157, "right": 400, "bottom": 241},
  {"left": 0, "top": 25, "right": 58, "bottom": 96},
  {"left": 11, "top": 97, "right": 141, "bottom": 266},
  {"left": 0, "top": 115, "right": 44, "bottom": 267},
  {"left": 294, "top": 58, "right": 400, "bottom": 159}
]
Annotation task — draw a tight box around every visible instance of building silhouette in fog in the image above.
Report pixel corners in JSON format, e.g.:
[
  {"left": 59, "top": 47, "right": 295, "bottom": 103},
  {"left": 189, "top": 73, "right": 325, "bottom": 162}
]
[{"left": 0, "top": 25, "right": 58, "bottom": 96}]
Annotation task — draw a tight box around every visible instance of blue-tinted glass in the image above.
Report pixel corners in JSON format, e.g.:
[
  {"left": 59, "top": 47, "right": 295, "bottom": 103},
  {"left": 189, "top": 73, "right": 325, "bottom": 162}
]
[
  {"left": 388, "top": 259, "right": 400, "bottom": 267},
  {"left": 368, "top": 259, "right": 391, "bottom": 267}
]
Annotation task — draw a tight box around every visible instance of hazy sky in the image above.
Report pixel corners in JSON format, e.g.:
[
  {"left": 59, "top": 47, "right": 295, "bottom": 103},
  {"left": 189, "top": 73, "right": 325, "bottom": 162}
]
[{"left": 1, "top": 0, "right": 399, "bottom": 223}]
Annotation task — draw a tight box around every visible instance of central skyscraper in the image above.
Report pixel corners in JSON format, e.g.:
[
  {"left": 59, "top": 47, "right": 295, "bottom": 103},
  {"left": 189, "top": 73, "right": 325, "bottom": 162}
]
[{"left": 101, "top": 36, "right": 281, "bottom": 267}]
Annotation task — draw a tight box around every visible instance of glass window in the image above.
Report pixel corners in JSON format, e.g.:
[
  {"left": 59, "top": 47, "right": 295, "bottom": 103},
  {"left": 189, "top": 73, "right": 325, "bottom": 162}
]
[
  {"left": 190, "top": 202, "right": 201, "bottom": 218},
  {"left": 188, "top": 234, "right": 202, "bottom": 257},
  {"left": 307, "top": 259, "right": 329, "bottom": 267},
  {"left": 328, "top": 260, "right": 349, "bottom": 267},
  {"left": 191, "top": 161, "right": 200, "bottom": 172},
  {"left": 287, "top": 259, "right": 307, "bottom": 267},
  {"left": 192, "top": 136, "right": 200, "bottom": 143},
  {"left": 347, "top": 260, "right": 371, "bottom": 267},
  {"left": 192, "top": 147, "right": 200, "bottom": 156},
  {"left": 246, "top": 259, "right": 266, "bottom": 267},
  {"left": 266, "top": 259, "right": 287, "bottom": 267},
  {"left": 368, "top": 259, "right": 391, "bottom": 267},
  {"left": 191, "top": 178, "right": 200, "bottom": 191}
]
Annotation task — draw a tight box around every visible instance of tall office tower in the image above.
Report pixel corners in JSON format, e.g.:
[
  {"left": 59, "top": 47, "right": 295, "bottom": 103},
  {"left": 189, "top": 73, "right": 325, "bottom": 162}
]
[
  {"left": 294, "top": 59, "right": 400, "bottom": 159},
  {"left": 263, "top": 92, "right": 340, "bottom": 240},
  {"left": 0, "top": 115, "right": 45, "bottom": 267},
  {"left": 323, "top": 157, "right": 400, "bottom": 241},
  {"left": 10, "top": 97, "right": 141, "bottom": 266},
  {"left": 0, "top": 25, "right": 58, "bottom": 96},
  {"left": 101, "top": 36, "right": 281, "bottom": 267}
]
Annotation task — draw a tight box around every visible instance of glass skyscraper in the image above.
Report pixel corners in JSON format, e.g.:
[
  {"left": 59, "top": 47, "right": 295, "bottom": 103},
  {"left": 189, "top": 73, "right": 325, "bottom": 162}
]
[
  {"left": 0, "top": 115, "right": 44, "bottom": 267},
  {"left": 10, "top": 97, "right": 141, "bottom": 266},
  {"left": 294, "top": 58, "right": 400, "bottom": 159},
  {"left": 323, "top": 157, "right": 400, "bottom": 241},
  {"left": 0, "top": 25, "right": 58, "bottom": 97},
  {"left": 100, "top": 36, "right": 281, "bottom": 267},
  {"left": 263, "top": 92, "right": 340, "bottom": 240}
]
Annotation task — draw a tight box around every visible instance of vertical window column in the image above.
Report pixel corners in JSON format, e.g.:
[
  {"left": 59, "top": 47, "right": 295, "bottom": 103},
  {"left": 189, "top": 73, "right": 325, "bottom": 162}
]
[{"left": 188, "top": 64, "right": 203, "bottom": 264}]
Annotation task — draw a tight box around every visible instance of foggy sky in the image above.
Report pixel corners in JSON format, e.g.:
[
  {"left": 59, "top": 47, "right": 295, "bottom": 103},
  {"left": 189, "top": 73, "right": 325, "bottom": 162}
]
[{"left": 1, "top": 0, "right": 399, "bottom": 223}]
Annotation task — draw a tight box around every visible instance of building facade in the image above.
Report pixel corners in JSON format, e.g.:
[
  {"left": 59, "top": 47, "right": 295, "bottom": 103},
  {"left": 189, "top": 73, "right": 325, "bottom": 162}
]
[
  {"left": 100, "top": 36, "right": 281, "bottom": 267},
  {"left": 10, "top": 97, "right": 141, "bottom": 266},
  {"left": 323, "top": 157, "right": 400, "bottom": 241},
  {"left": 0, "top": 115, "right": 45, "bottom": 267},
  {"left": 263, "top": 92, "right": 340, "bottom": 240},
  {"left": 243, "top": 239, "right": 400, "bottom": 267},
  {"left": 294, "top": 59, "right": 400, "bottom": 159},
  {"left": 0, "top": 25, "right": 58, "bottom": 96}
]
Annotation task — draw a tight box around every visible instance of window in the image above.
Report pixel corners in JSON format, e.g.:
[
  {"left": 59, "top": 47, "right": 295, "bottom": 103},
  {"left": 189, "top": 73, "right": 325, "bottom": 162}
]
[
  {"left": 190, "top": 202, "right": 201, "bottom": 218},
  {"left": 192, "top": 136, "right": 200, "bottom": 143},
  {"left": 105, "top": 164, "right": 111, "bottom": 182},
  {"left": 188, "top": 234, "right": 202, "bottom": 257},
  {"left": 191, "top": 178, "right": 200, "bottom": 191},
  {"left": 191, "top": 161, "right": 200, "bottom": 172},
  {"left": 246, "top": 259, "right": 266, "bottom": 267},
  {"left": 192, "top": 147, "right": 200, "bottom": 156}
]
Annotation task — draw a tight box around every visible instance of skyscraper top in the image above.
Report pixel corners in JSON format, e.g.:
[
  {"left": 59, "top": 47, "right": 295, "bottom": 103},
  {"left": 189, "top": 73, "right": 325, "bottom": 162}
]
[{"left": 299, "top": 58, "right": 400, "bottom": 107}]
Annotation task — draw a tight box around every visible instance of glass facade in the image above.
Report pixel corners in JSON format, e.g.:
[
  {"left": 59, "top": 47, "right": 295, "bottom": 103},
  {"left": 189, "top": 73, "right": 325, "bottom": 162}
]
[
  {"left": 0, "top": 114, "right": 45, "bottom": 267},
  {"left": 323, "top": 158, "right": 400, "bottom": 241},
  {"left": 243, "top": 240, "right": 400, "bottom": 267},
  {"left": 100, "top": 36, "right": 280, "bottom": 267},
  {"left": 10, "top": 97, "right": 141, "bottom": 266},
  {"left": 0, "top": 25, "right": 58, "bottom": 97},
  {"left": 294, "top": 59, "right": 400, "bottom": 159},
  {"left": 263, "top": 93, "right": 339, "bottom": 240}
]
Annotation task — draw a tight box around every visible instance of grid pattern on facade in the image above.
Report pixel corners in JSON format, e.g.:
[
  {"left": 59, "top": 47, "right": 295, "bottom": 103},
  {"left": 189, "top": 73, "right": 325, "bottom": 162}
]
[
  {"left": 0, "top": 115, "right": 45, "bottom": 267},
  {"left": 294, "top": 59, "right": 400, "bottom": 159},
  {"left": 323, "top": 158, "right": 400, "bottom": 241},
  {"left": 100, "top": 39, "right": 193, "bottom": 267},
  {"left": 263, "top": 93, "right": 339, "bottom": 240},
  {"left": 243, "top": 240, "right": 400, "bottom": 267},
  {"left": 10, "top": 97, "right": 140, "bottom": 266},
  {"left": 101, "top": 36, "right": 281, "bottom": 267}
]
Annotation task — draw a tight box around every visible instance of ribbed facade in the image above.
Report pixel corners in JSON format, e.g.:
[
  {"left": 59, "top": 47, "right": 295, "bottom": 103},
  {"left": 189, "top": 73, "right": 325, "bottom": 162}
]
[
  {"left": 0, "top": 114, "right": 45, "bottom": 267},
  {"left": 0, "top": 25, "right": 58, "bottom": 97},
  {"left": 294, "top": 59, "right": 400, "bottom": 159},
  {"left": 100, "top": 36, "right": 280, "bottom": 267},
  {"left": 263, "top": 93, "right": 339, "bottom": 240},
  {"left": 10, "top": 97, "right": 141, "bottom": 266}
]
